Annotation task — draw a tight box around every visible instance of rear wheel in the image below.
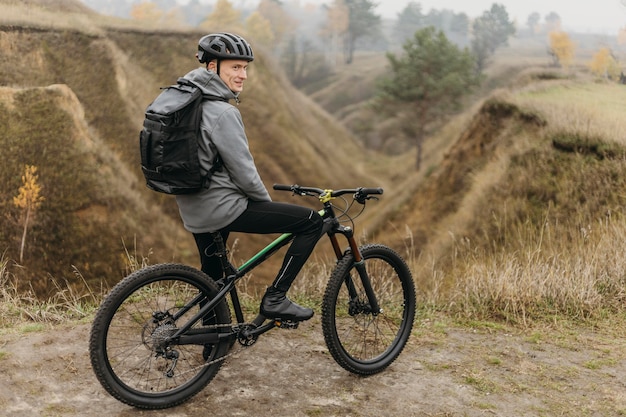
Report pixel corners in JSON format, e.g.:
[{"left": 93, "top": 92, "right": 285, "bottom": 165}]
[
  {"left": 322, "top": 244, "right": 416, "bottom": 375},
  {"left": 89, "top": 263, "right": 231, "bottom": 409}
]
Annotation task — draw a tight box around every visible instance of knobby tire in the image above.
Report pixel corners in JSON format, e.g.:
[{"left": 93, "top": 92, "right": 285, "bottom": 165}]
[
  {"left": 89, "top": 263, "right": 231, "bottom": 409},
  {"left": 321, "top": 244, "right": 416, "bottom": 375}
]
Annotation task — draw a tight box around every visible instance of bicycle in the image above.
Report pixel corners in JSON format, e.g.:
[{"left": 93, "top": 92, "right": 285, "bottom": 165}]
[{"left": 89, "top": 184, "right": 416, "bottom": 409}]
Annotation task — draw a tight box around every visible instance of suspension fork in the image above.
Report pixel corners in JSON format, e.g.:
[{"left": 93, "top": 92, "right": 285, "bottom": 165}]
[{"left": 328, "top": 226, "right": 382, "bottom": 315}]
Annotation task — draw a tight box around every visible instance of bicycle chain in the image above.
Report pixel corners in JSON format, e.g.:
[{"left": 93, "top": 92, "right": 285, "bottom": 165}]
[
  {"left": 206, "top": 323, "right": 254, "bottom": 366},
  {"left": 150, "top": 326, "right": 249, "bottom": 383},
  {"left": 171, "top": 322, "right": 256, "bottom": 374}
]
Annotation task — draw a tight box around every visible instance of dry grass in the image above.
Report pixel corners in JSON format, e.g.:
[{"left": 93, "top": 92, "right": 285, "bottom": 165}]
[
  {"left": 0, "top": 3, "right": 103, "bottom": 35},
  {"left": 513, "top": 79, "right": 626, "bottom": 145},
  {"left": 412, "top": 75, "right": 626, "bottom": 325},
  {"left": 0, "top": 253, "right": 100, "bottom": 329},
  {"left": 0, "top": 1, "right": 192, "bottom": 35},
  {"left": 2, "top": 5, "right": 626, "bottom": 333},
  {"left": 435, "top": 214, "right": 626, "bottom": 324},
  {"left": 3, "top": 209, "right": 626, "bottom": 330},
  {"left": 0, "top": 15, "right": 381, "bottom": 295}
]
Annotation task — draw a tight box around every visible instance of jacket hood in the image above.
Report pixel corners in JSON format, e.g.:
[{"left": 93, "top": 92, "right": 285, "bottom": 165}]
[{"left": 183, "top": 67, "right": 238, "bottom": 101}]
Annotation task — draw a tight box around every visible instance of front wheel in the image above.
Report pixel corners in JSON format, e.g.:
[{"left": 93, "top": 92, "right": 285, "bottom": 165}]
[
  {"left": 322, "top": 244, "right": 416, "bottom": 375},
  {"left": 89, "top": 263, "right": 231, "bottom": 409}
]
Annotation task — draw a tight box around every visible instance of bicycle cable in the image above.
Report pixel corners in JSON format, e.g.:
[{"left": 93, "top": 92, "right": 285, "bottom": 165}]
[{"left": 331, "top": 196, "right": 366, "bottom": 230}]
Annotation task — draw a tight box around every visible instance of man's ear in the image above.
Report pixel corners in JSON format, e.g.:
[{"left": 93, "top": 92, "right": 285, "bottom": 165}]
[{"left": 207, "top": 60, "right": 217, "bottom": 71}]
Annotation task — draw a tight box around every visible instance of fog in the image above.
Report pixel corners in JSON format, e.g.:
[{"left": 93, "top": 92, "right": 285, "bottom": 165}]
[
  {"left": 371, "top": 0, "right": 625, "bottom": 34},
  {"left": 89, "top": 0, "right": 626, "bottom": 35},
  {"left": 215, "top": 0, "right": 626, "bottom": 35}
]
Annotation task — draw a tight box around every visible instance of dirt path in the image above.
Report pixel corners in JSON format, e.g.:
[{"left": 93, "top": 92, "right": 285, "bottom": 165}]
[{"left": 1, "top": 317, "right": 625, "bottom": 416}]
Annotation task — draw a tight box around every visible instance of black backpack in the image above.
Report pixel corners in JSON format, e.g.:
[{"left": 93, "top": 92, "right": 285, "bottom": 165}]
[{"left": 139, "top": 78, "right": 224, "bottom": 195}]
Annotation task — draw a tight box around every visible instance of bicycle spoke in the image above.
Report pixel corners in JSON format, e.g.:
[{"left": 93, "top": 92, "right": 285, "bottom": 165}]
[
  {"left": 90, "top": 264, "right": 232, "bottom": 408},
  {"left": 322, "top": 245, "right": 416, "bottom": 374}
]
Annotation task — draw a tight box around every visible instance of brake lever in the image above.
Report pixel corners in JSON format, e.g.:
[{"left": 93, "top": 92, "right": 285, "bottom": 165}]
[
  {"left": 293, "top": 189, "right": 314, "bottom": 198},
  {"left": 354, "top": 194, "right": 379, "bottom": 204},
  {"left": 289, "top": 185, "right": 305, "bottom": 196}
]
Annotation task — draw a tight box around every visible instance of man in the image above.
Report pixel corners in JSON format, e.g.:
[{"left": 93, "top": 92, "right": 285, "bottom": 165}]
[{"left": 175, "top": 33, "right": 324, "bottom": 322}]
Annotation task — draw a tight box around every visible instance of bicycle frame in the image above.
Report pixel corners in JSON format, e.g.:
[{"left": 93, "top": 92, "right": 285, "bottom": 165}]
[
  {"left": 168, "top": 200, "right": 381, "bottom": 346},
  {"left": 89, "top": 183, "right": 416, "bottom": 408}
]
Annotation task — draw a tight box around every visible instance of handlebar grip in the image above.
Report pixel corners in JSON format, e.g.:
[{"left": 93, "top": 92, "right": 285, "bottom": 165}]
[
  {"left": 360, "top": 187, "right": 384, "bottom": 195},
  {"left": 273, "top": 184, "right": 293, "bottom": 191}
]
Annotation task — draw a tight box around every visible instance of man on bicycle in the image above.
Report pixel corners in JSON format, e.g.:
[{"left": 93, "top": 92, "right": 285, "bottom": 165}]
[{"left": 175, "top": 32, "right": 324, "bottom": 322}]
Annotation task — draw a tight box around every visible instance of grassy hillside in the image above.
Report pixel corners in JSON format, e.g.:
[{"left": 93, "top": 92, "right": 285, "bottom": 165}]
[
  {"left": 0, "top": 1, "right": 389, "bottom": 296},
  {"left": 0, "top": 84, "right": 195, "bottom": 296},
  {"left": 4, "top": 0, "right": 626, "bottom": 329},
  {"left": 386, "top": 69, "right": 626, "bottom": 322},
  {"left": 301, "top": 30, "right": 626, "bottom": 323}
]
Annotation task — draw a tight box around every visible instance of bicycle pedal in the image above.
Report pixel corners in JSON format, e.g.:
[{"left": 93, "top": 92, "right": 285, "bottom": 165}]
[{"left": 274, "top": 320, "right": 299, "bottom": 330}]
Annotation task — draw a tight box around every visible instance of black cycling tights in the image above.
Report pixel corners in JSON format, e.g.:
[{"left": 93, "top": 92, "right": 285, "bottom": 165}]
[{"left": 193, "top": 201, "right": 324, "bottom": 292}]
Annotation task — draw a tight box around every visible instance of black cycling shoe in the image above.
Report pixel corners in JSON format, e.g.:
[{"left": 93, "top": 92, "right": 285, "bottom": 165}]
[{"left": 260, "top": 287, "right": 314, "bottom": 322}]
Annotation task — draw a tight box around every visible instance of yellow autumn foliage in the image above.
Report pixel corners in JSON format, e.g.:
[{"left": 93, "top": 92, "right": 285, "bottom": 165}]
[
  {"left": 13, "top": 165, "right": 44, "bottom": 263},
  {"left": 246, "top": 12, "right": 274, "bottom": 48},
  {"left": 257, "top": 0, "right": 296, "bottom": 44},
  {"left": 199, "top": 0, "right": 242, "bottom": 31},
  {"left": 548, "top": 30, "right": 575, "bottom": 69},
  {"left": 13, "top": 165, "right": 44, "bottom": 212},
  {"left": 130, "top": 1, "right": 163, "bottom": 22},
  {"left": 589, "top": 47, "right": 620, "bottom": 80}
]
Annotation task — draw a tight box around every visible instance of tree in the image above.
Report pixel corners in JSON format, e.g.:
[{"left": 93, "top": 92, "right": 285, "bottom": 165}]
[
  {"left": 448, "top": 12, "right": 470, "bottom": 46},
  {"left": 13, "top": 165, "right": 44, "bottom": 263},
  {"left": 130, "top": 1, "right": 164, "bottom": 22},
  {"left": 162, "top": 7, "right": 186, "bottom": 27},
  {"left": 181, "top": 0, "right": 212, "bottom": 26},
  {"left": 590, "top": 47, "right": 620, "bottom": 80},
  {"left": 131, "top": 1, "right": 185, "bottom": 26},
  {"left": 471, "top": 3, "right": 516, "bottom": 72},
  {"left": 199, "top": 0, "right": 241, "bottom": 31},
  {"left": 320, "top": 0, "right": 349, "bottom": 67},
  {"left": 343, "top": 0, "right": 381, "bottom": 64},
  {"left": 393, "top": 2, "right": 424, "bottom": 45},
  {"left": 526, "top": 12, "right": 540, "bottom": 35},
  {"left": 257, "top": 0, "right": 296, "bottom": 50},
  {"left": 548, "top": 31, "right": 575, "bottom": 69},
  {"left": 246, "top": 11, "right": 275, "bottom": 48},
  {"left": 281, "top": 35, "right": 331, "bottom": 87},
  {"left": 423, "top": 8, "right": 448, "bottom": 30},
  {"left": 376, "top": 27, "right": 481, "bottom": 169},
  {"left": 618, "top": 26, "right": 626, "bottom": 46},
  {"left": 393, "top": 4, "right": 469, "bottom": 46},
  {"left": 545, "top": 11, "right": 561, "bottom": 32}
]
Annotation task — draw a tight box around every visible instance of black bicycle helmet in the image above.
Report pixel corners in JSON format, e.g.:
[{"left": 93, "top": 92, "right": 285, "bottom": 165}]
[{"left": 197, "top": 32, "right": 254, "bottom": 64}]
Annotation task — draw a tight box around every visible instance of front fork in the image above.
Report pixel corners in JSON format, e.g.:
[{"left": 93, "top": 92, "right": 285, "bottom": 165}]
[{"left": 328, "top": 225, "right": 381, "bottom": 315}]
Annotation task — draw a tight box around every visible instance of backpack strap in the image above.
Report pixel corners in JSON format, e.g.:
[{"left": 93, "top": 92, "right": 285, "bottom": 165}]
[
  {"left": 202, "top": 154, "right": 223, "bottom": 189},
  {"left": 176, "top": 77, "right": 229, "bottom": 102},
  {"left": 202, "top": 94, "right": 228, "bottom": 102},
  {"left": 210, "top": 154, "right": 223, "bottom": 174}
]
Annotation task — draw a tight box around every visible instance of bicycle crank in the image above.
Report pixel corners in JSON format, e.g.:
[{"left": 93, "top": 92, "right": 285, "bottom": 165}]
[
  {"left": 236, "top": 323, "right": 259, "bottom": 346},
  {"left": 235, "top": 319, "right": 279, "bottom": 346}
]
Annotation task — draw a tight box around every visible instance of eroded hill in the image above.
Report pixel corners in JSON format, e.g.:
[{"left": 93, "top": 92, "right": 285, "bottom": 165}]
[
  {"left": 4, "top": 0, "right": 626, "bottom": 319},
  {"left": 0, "top": 2, "right": 389, "bottom": 295}
]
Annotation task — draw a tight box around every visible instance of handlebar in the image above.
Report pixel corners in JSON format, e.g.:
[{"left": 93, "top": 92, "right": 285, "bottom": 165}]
[{"left": 273, "top": 184, "right": 383, "bottom": 204}]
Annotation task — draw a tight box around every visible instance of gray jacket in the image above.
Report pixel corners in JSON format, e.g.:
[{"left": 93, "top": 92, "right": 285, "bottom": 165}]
[{"left": 175, "top": 67, "right": 271, "bottom": 233}]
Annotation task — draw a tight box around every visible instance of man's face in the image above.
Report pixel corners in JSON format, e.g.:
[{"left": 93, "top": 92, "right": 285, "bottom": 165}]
[{"left": 212, "top": 59, "right": 249, "bottom": 93}]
